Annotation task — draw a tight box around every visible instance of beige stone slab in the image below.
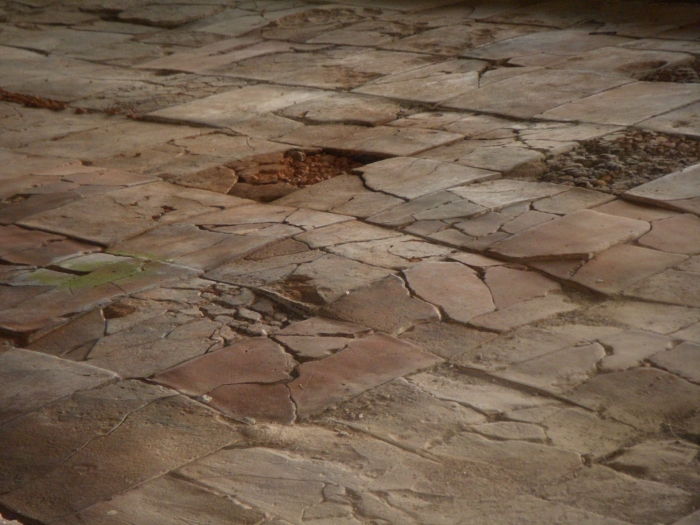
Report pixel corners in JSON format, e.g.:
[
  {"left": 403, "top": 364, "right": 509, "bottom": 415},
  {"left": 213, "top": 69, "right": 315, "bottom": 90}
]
[
  {"left": 148, "top": 84, "right": 324, "bottom": 128},
  {"left": 589, "top": 300, "right": 700, "bottom": 335},
  {"left": 489, "top": 209, "right": 650, "bottom": 261},
  {"left": 367, "top": 191, "right": 464, "bottom": 227},
  {"left": 360, "top": 157, "right": 498, "bottom": 200},
  {"left": 596, "top": 330, "right": 673, "bottom": 372},
  {"left": 398, "top": 321, "right": 496, "bottom": 360},
  {"left": 550, "top": 46, "right": 693, "bottom": 78},
  {"left": 454, "top": 211, "right": 510, "bottom": 237},
  {"left": 294, "top": 220, "right": 400, "bottom": 249},
  {"left": 404, "top": 261, "right": 495, "bottom": 324},
  {"left": 327, "top": 236, "right": 453, "bottom": 271},
  {"left": 279, "top": 92, "right": 404, "bottom": 126},
  {"left": 444, "top": 69, "right": 632, "bottom": 119},
  {"left": 469, "top": 293, "right": 580, "bottom": 333},
  {"left": 533, "top": 188, "right": 615, "bottom": 215},
  {"left": 637, "top": 214, "right": 700, "bottom": 255},
  {"left": 484, "top": 266, "right": 561, "bottom": 309},
  {"left": 626, "top": 269, "right": 700, "bottom": 308},
  {"left": 541, "top": 82, "right": 700, "bottom": 125},
  {"left": 624, "top": 163, "right": 700, "bottom": 212},
  {"left": 593, "top": 199, "right": 680, "bottom": 222},
  {"left": 637, "top": 101, "right": 700, "bottom": 138},
  {"left": 421, "top": 141, "right": 545, "bottom": 177},
  {"left": 449, "top": 179, "right": 568, "bottom": 211},
  {"left": 501, "top": 210, "right": 557, "bottom": 233},
  {"left": 572, "top": 244, "right": 687, "bottom": 295}
]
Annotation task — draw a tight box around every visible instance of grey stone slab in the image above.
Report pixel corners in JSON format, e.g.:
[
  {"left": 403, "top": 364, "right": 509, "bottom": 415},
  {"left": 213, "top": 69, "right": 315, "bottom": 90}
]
[
  {"left": 0, "top": 348, "right": 117, "bottom": 425},
  {"left": 541, "top": 82, "right": 700, "bottom": 125},
  {"left": 444, "top": 69, "right": 632, "bottom": 119},
  {"left": 360, "top": 157, "right": 498, "bottom": 199},
  {"left": 624, "top": 163, "right": 700, "bottom": 214},
  {"left": 367, "top": 191, "right": 465, "bottom": 227},
  {"left": 649, "top": 342, "right": 700, "bottom": 384},
  {"left": 638, "top": 101, "right": 700, "bottom": 139},
  {"left": 326, "top": 236, "right": 453, "bottom": 270}
]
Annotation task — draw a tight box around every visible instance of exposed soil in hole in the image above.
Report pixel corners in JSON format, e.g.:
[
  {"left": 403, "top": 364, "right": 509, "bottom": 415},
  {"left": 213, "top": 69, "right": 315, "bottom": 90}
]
[
  {"left": 643, "top": 59, "right": 700, "bottom": 83},
  {"left": 0, "top": 87, "right": 67, "bottom": 111},
  {"left": 540, "top": 129, "right": 700, "bottom": 194},
  {"left": 227, "top": 150, "right": 366, "bottom": 202}
]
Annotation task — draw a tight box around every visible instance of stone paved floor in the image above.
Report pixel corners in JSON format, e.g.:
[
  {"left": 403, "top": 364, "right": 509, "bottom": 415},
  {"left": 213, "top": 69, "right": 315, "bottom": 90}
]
[{"left": 1, "top": 0, "right": 700, "bottom": 524}]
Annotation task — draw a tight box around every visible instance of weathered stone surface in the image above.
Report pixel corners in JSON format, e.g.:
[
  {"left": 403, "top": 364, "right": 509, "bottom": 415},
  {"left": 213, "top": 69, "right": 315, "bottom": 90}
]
[
  {"left": 55, "top": 474, "right": 265, "bottom": 525},
  {"left": 594, "top": 199, "right": 680, "bottom": 222},
  {"left": 0, "top": 392, "right": 239, "bottom": 523},
  {"left": 569, "top": 368, "right": 700, "bottom": 433},
  {"left": 598, "top": 330, "right": 674, "bottom": 372},
  {"left": 0, "top": 348, "right": 117, "bottom": 424},
  {"left": 398, "top": 322, "right": 496, "bottom": 359},
  {"left": 154, "top": 338, "right": 295, "bottom": 395},
  {"left": 280, "top": 92, "right": 403, "bottom": 125},
  {"left": 289, "top": 333, "right": 441, "bottom": 418},
  {"left": 326, "top": 236, "right": 453, "bottom": 270},
  {"left": 322, "top": 275, "right": 440, "bottom": 335},
  {"left": 533, "top": 188, "right": 616, "bottom": 215},
  {"left": 539, "top": 465, "right": 696, "bottom": 525},
  {"left": 449, "top": 179, "right": 567, "bottom": 210},
  {"left": 571, "top": 244, "right": 687, "bottom": 295},
  {"left": 469, "top": 293, "right": 580, "bottom": 333},
  {"left": 650, "top": 342, "right": 700, "bottom": 384},
  {"left": 404, "top": 262, "right": 495, "bottom": 324},
  {"left": 484, "top": 266, "right": 561, "bottom": 309},
  {"left": 541, "top": 81, "right": 700, "bottom": 125},
  {"left": 588, "top": 300, "right": 700, "bottom": 335},
  {"left": 360, "top": 157, "right": 498, "bottom": 199},
  {"left": 118, "top": 4, "right": 225, "bottom": 28},
  {"left": 208, "top": 383, "right": 296, "bottom": 425},
  {"left": 637, "top": 214, "right": 700, "bottom": 255},
  {"left": 295, "top": 220, "right": 400, "bottom": 249},
  {"left": 626, "top": 269, "right": 700, "bottom": 308},
  {"left": 489, "top": 210, "right": 650, "bottom": 261}
]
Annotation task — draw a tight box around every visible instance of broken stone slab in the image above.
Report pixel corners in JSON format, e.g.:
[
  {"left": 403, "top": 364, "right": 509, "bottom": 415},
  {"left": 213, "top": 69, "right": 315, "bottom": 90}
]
[
  {"left": 568, "top": 368, "right": 700, "bottom": 433},
  {"left": 488, "top": 209, "right": 650, "bottom": 261},
  {"left": 289, "top": 333, "right": 441, "bottom": 419},
  {"left": 540, "top": 81, "right": 700, "bottom": 126},
  {"left": 571, "top": 244, "right": 688, "bottom": 295},
  {"left": 588, "top": 300, "right": 700, "bottom": 335},
  {"left": 637, "top": 100, "right": 700, "bottom": 139},
  {"left": 322, "top": 274, "right": 440, "bottom": 336},
  {"left": 637, "top": 214, "right": 700, "bottom": 255},
  {"left": 0, "top": 347, "right": 117, "bottom": 425},
  {"left": 398, "top": 322, "right": 496, "bottom": 360},
  {"left": 359, "top": 157, "right": 498, "bottom": 199},
  {"left": 444, "top": 69, "right": 632, "bottom": 119},
  {"left": 448, "top": 179, "right": 567, "bottom": 211},
  {"left": 623, "top": 163, "right": 700, "bottom": 216},
  {"left": 533, "top": 187, "right": 616, "bottom": 215},
  {"left": 598, "top": 330, "right": 674, "bottom": 372},
  {"left": 404, "top": 261, "right": 495, "bottom": 324},
  {"left": 468, "top": 293, "right": 580, "bottom": 333},
  {"left": 118, "top": 4, "right": 225, "bottom": 28},
  {"left": 625, "top": 269, "right": 700, "bottom": 308},
  {"left": 0, "top": 391, "right": 240, "bottom": 523},
  {"left": 327, "top": 377, "right": 485, "bottom": 450},
  {"left": 367, "top": 191, "right": 467, "bottom": 227},
  {"left": 538, "top": 464, "right": 696, "bottom": 525},
  {"left": 650, "top": 342, "right": 700, "bottom": 384},
  {"left": 154, "top": 337, "right": 295, "bottom": 396},
  {"left": 294, "top": 220, "right": 401, "bottom": 249},
  {"left": 279, "top": 92, "right": 404, "bottom": 126},
  {"left": 54, "top": 474, "right": 266, "bottom": 525}
]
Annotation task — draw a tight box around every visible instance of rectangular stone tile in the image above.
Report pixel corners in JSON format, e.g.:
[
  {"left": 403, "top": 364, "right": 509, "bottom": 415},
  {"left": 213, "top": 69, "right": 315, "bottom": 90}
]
[
  {"left": 444, "top": 69, "right": 632, "bottom": 119},
  {"left": 19, "top": 182, "right": 251, "bottom": 246},
  {"left": 540, "top": 82, "right": 700, "bottom": 125},
  {"left": 360, "top": 157, "right": 498, "bottom": 199},
  {"left": 0, "top": 391, "right": 240, "bottom": 523},
  {"left": 0, "top": 348, "right": 117, "bottom": 425},
  {"left": 289, "top": 333, "right": 441, "bottom": 419}
]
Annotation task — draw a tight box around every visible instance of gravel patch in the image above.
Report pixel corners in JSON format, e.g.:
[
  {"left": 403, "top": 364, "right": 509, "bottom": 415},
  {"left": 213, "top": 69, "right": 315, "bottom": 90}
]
[{"left": 540, "top": 130, "right": 700, "bottom": 194}]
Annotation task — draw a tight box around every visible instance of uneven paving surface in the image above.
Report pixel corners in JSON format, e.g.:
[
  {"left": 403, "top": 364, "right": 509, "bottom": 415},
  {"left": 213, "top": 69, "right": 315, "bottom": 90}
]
[{"left": 1, "top": 0, "right": 700, "bottom": 524}]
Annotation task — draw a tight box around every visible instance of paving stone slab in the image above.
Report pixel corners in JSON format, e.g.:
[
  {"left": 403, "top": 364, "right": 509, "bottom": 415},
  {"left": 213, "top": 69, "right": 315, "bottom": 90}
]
[
  {"left": 448, "top": 179, "right": 567, "bottom": 211},
  {"left": 289, "top": 333, "right": 441, "bottom": 419},
  {"left": 568, "top": 368, "right": 700, "bottom": 433},
  {"left": 0, "top": 391, "right": 239, "bottom": 523},
  {"left": 322, "top": 274, "right": 440, "bottom": 335},
  {"left": 540, "top": 81, "right": 700, "bottom": 125},
  {"left": 360, "top": 157, "right": 498, "bottom": 199},
  {"left": 588, "top": 300, "right": 700, "bottom": 335},
  {"left": 326, "top": 235, "right": 453, "bottom": 270},
  {"left": 279, "top": 92, "right": 404, "bottom": 125},
  {"left": 539, "top": 465, "right": 696, "bottom": 525},
  {"left": 650, "top": 341, "right": 700, "bottom": 385},
  {"left": 19, "top": 182, "right": 250, "bottom": 246},
  {"left": 55, "top": 474, "right": 266, "bottom": 525},
  {"left": 533, "top": 188, "right": 616, "bottom": 215},
  {"left": 571, "top": 244, "right": 688, "bottom": 295},
  {"left": 624, "top": 163, "right": 700, "bottom": 215},
  {"left": 444, "top": 69, "right": 632, "bottom": 119},
  {"left": 594, "top": 199, "right": 681, "bottom": 222},
  {"left": 637, "top": 214, "right": 700, "bottom": 255},
  {"left": 484, "top": 266, "right": 561, "bottom": 309},
  {"left": 0, "top": 348, "right": 117, "bottom": 425},
  {"left": 118, "top": 4, "right": 225, "bottom": 28},
  {"left": 398, "top": 321, "right": 496, "bottom": 359},
  {"left": 469, "top": 293, "right": 580, "bottom": 333},
  {"left": 597, "top": 330, "right": 674, "bottom": 372},
  {"left": 488, "top": 209, "right": 650, "bottom": 261},
  {"left": 637, "top": 100, "right": 700, "bottom": 139},
  {"left": 626, "top": 268, "right": 700, "bottom": 308}
]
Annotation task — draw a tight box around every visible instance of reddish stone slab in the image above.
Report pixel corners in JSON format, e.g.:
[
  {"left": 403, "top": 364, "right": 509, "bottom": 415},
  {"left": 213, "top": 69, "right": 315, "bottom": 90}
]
[
  {"left": 208, "top": 383, "right": 296, "bottom": 424},
  {"left": 289, "top": 333, "right": 442, "bottom": 419},
  {"left": 154, "top": 337, "right": 295, "bottom": 396},
  {"left": 637, "top": 214, "right": 700, "bottom": 255},
  {"left": 484, "top": 266, "right": 561, "bottom": 309}
]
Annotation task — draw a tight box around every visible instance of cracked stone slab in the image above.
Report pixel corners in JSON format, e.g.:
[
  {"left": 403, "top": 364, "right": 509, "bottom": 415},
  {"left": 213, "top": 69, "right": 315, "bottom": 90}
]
[
  {"left": 18, "top": 182, "right": 251, "bottom": 246},
  {"left": 398, "top": 322, "right": 497, "bottom": 359},
  {"left": 571, "top": 244, "right": 687, "bottom": 295},
  {"left": 359, "top": 157, "right": 498, "bottom": 199},
  {"left": 279, "top": 92, "right": 405, "bottom": 125},
  {"left": 649, "top": 341, "right": 700, "bottom": 385},
  {"left": 448, "top": 179, "right": 567, "bottom": 211},
  {"left": 294, "top": 220, "right": 401, "bottom": 249},
  {"left": 118, "top": 4, "right": 225, "bottom": 28},
  {"left": 533, "top": 188, "right": 616, "bottom": 215},
  {"left": 444, "top": 69, "right": 632, "bottom": 119},
  {"left": 637, "top": 214, "right": 700, "bottom": 255},
  {"left": 326, "top": 235, "right": 454, "bottom": 270},
  {"left": 0, "top": 389, "right": 239, "bottom": 523},
  {"left": 598, "top": 330, "right": 674, "bottom": 372},
  {"left": 540, "top": 81, "right": 700, "bottom": 125},
  {"left": 637, "top": 100, "right": 700, "bottom": 139},
  {"left": 568, "top": 368, "right": 700, "bottom": 434},
  {"left": 469, "top": 293, "right": 580, "bottom": 333},
  {"left": 322, "top": 274, "right": 440, "bottom": 335},
  {"left": 54, "top": 474, "right": 266, "bottom": 525},
  {"left": 624, "top": 163, "right": 700, "bottom": 216},
  {"left": 404, "top": 261, "right": 495, "bottom": 324},
  {"left": 289, "top": 333, "right": 441, "bottom": 419},
  {"left": 0, "top": 348, "right": 117, "bottom": 425},
  {"left": 588, "top": 300, "right": 700, "bottom": 335},
  {"left": 488, "top": 209, "right": 650, "bottom": 261},
  {"left": 367, "top": 191, "right": 472, "bottom": 228},
  {"left": 625, "top": 269, "right": 700, "bottom": 308}
]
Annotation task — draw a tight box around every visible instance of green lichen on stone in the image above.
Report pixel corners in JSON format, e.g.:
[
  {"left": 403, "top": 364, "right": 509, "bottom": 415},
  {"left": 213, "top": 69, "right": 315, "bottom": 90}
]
[{"left": 64, "top": 260, "right": 145, "bottom": 291}]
